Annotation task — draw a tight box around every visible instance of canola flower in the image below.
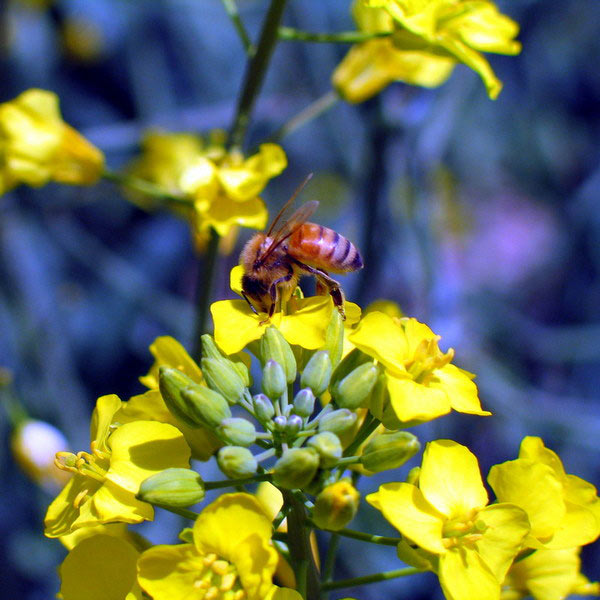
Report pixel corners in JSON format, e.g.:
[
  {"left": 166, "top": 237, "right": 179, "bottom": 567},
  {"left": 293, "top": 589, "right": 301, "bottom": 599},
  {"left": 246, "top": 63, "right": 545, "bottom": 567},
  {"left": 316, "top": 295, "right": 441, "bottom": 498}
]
[
  {"left": 367, "top": 440, "right": 530, "bottom": 600},
  {"left": 44, "top": 394, "right": 190, "bottom": 537},
  {"left": 0, "top": 88, "right": 104, "bottom": 194},
  {"left": 126, "top": 130, "right": 287, "bottom": 246},
  {"left": 333, "top": 0, "right": 521, "bottom": 102},
  {"left": 137, "top": 493, "right": 301, "bottom": 600},
  {"left": 349, "top": 311, "right": 489, "bottom": 425}
]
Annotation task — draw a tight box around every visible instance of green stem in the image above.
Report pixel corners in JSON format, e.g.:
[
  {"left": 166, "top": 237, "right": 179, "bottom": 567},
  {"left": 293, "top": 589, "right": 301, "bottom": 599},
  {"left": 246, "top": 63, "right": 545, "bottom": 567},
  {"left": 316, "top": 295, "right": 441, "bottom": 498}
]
[
  {"left": 333, "top": 456, "right": 361, "bottom": 467},
  {"left": 228, "top": 0, "right": 289, "bottom": 149},
  {"left": 192, "top": 228, "right": 220, "bottom": 361},
  {"left": 341, "top": 413, "right": 379, "bottom": 458},
  {"left": 266, "top": 90, "right": 339, "bottom": 144},
  {"left": 102, "top": 170, "right": 192, "bottom": 208},
  {"left": 220, "top": 0, "right": 255, "bottom": 55},
  {"left": 320, "top": 567, "right": 422, "bottom": 592},
  {"left": 321, "top": 532, "right": 339, "bottom": 599},
  {"left": 203, "top": 472, "right": 272, "bottom": 491},
  {"left": 0, "top": 380, "right": 28, "bottom": 428},
  {"left": 328, "top": 526, "right": 401, "bottom": 547},
  {"left": 278, "top": 27, "right": 392, "bottom": 44},
  {"left": 155, "top": 504, "right": 199, "bottom": 521},
  {"left": 283, "top": 490, "right": 321, "bottom": 600}
]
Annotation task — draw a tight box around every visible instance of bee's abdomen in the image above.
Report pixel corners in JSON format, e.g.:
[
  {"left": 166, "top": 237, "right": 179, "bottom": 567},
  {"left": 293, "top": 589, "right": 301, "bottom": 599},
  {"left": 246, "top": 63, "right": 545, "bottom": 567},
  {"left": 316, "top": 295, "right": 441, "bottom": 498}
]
[{"left": 288, "top": 223, "right": 363, "bottom": 273}]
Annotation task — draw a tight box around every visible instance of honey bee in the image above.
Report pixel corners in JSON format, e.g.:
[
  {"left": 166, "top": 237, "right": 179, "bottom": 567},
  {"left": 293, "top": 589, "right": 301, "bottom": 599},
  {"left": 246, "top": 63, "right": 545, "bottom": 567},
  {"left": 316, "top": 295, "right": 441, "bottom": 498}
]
[{"left": 240, "top": 176, "right": 363, "bottom": 323}]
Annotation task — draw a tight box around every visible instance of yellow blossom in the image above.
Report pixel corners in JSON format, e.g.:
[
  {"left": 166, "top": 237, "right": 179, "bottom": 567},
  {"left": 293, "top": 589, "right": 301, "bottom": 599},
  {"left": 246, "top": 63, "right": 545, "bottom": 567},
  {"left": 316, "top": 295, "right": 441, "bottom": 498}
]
[
  {"left": 367, "top": 440, "right": 530, "bottom": 600},
  {"left": 127, "top": 130, "right": 286, "bottom": 244},
  {"left": 501, "top": 546, "right": 600, "bottom": 600},
  {"left": 0, "top": 88, "right": 104, "bottom": 194},
  {"left": 44, "top": 394, "right": 191, "bottom": 537},
  {"left": 137, "top": 492, "right": 301, "bottom": 600},
  {"left": 333, "top": 0, "right": 520, "bottom": 102},
  {"left": 348, "top": 311, "right": 489, "bottom": 425},
  {"left": 59, "top": 534, "right": 143, "bottom": 600},
  {"left": 488, "top": 436, "right": 600, "bottom": 549},
  {"left": 115, "top": 336, "right": 221, "bottom": 461},
  {"left": 211, "top": 266, "right": 361, "bottom": 355}
]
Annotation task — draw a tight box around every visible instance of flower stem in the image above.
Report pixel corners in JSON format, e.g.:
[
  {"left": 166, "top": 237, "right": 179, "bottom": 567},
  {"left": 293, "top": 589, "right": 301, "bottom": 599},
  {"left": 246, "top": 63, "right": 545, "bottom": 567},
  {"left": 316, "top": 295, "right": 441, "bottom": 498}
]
[
  {"left": 320, "top": 567, "right": 422, "bottom": 592},
  {"left": 283, "top": 490, "right": 321, "bottom": 600},
  {"left": 266, "top": 90, "right": 339, "bottom": 144},
  {"left": 203, "top": 472, "right": 272, "bottom": 491},
  {"left": 154, "top": 504, "right": 199, "bottom": 521},
  {"left": 341, "top": 412, "right": 379, "bottom": 458},
  {"left": 102, "top": 170, "right": 192, "bottom": 208},
  {"left": 220, "top": 0, "right": 255, "bottom": 56},
  {"left": 321, "top": 532, "right": 339, "bottom": 599},
  {"left": 326, "top": 526, "right": 401, "bottom": 547},
  {"left": 278, "top": 27, "right": 391, "bottom": 44},
  {"left": 228, "top": 0, "right": 289, "bottom": 150},
  {"left": 192, "top": 228, "right": 221, "bottom": 361}
]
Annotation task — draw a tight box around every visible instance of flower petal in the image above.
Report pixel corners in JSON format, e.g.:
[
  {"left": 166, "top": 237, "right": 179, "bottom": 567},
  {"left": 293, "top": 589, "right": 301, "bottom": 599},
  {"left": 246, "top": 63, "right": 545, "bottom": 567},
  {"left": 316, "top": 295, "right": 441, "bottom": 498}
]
[
  {"left": 433, "top": 364, "right": 490, "bottom": 416},
  {"left": 387, "top": 375, "right": 451, "bottom": 422},
  {"left": 439, "top": 547, "right": 500, "bottom": 600},
  {"left": 90, "top": 394, "right": 123, "bottom": 451}
]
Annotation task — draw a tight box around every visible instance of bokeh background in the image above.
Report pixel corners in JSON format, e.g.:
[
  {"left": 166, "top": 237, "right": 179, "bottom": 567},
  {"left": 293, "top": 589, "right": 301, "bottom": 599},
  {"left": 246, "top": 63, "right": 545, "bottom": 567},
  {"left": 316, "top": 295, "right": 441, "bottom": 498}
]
[{"left": 1, "top": 0, "right": 599, "bottom": 598}]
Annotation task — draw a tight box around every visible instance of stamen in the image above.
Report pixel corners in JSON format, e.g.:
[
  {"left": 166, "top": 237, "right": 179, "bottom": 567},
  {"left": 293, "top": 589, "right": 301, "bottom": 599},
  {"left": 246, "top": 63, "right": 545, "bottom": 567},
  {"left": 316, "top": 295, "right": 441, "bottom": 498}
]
[
  {"left": 212, "top": 559, "right": 230, "bottom": 576},
  {"left": 205, "top": 587, "right": 219, "bottom": 600},
  {"left": 220, "top": 572, "right": 237, "bottom": 591},
  {"left": 73, "top": 488, "right": 90, "bottom": 509}
]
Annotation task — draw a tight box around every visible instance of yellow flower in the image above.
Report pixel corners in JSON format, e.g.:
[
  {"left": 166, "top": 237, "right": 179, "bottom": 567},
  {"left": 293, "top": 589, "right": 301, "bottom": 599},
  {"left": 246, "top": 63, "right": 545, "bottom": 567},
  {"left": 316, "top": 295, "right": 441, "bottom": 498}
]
[
  {"left": 367, "top": 440, "right": 530, "bottom": 600},
  {"left": 0, "top": 89, "right": 104, "bottom": 194},
  {"left": 333, "top": 0, "right": 520, "bottom": 102},
  {"left": 348, "top": 311, "right": 489, "bottom": 425},
  {"left": 137, "top": 492, "right": 301, "bottom": 600},
  {"left": 59, "top": 534, "right": 143, "bottom": 600},
  {"left": 127, "top": 130, "right": 286, "bottom": 243},
  {"left": 211, "top": 266, "right": 361, "bottom": 355},
  {"left": 501, "top": 546, "right": 600, "bottom": 600},
  {"left": 488, "top": 436, "right": 600, "bottom": 549},
  {"left": 115, "top": 336, "right": 221, "bottom": 461},
  {"left": 44, "top": 394, "right": 191, "bottom": 537}
]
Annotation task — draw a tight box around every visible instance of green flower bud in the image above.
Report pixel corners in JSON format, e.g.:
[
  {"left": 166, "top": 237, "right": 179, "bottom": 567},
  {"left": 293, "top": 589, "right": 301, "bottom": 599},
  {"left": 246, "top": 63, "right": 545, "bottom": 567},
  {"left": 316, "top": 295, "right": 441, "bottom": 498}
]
[
  {"left": 318, "top": 409, "right": 357, "bottom": 436},
  {"left": 285, "top": 414, "right": 303, "bottom": 436},
  {"left": 324, "top": 309, "right": 344, "bottom": 367},
  {"left": 217, "top": 446, "right": 258, "bottom": 479},
  {"left": 307, "top": 431, "right": 342, "bottom": 468},
  {"left": 180, "top": 386, "right": 231, "bottom": 429},
  {"left": 216, "top": 417, "right": 256, "bottom": 447},
  {"left": 200, "top": 334, "right": 224, "bottom": 360},
  {"left": 331, "top": 362, "right": 378, "bottom": 410},
  {"left": 272, "top": 447, "right": 319, "bottom": 489},
  {"left": 137, "top": 468, "right": 204, "bottom": 507},
  {"left": 368, "top": 372, "right": 402, "bottom": 430},
  {"left": 407, "top": 466, "right": 421, "bottom": 486},
  {"left": 201, "top": 334, "right": 250, "bottom": 386},
  {"left": 301, "top": 351, "right": 332, "bottom": 396},
  {"left": 201, "top": 357, "right": 246, "bottom": 405},
  {"left": 361, "top": 431, "right": 420, "bottom": 473},
  {"left": 253, "top": 393, "right": 275, "bottom": 421},
  {"left": 330, "top": 348, "right": 372, "bottom": 391},
  {"left": 260, "top": 326, "right": 297, "bottom": 383},
  {"left": 293, "top": 388, "right": 315, "bottom": 418},
  {"left": 158, "top": 367, "right": 201, "bottom": 427},
  {"left": 262, "top": 359, "right": 286, "bottom": 400},
  {"left": 273, "top": 415, "right": 287, "bottom": 431},
  {"left": 312, "top": 480, "right": 360, "bottom": 530}
]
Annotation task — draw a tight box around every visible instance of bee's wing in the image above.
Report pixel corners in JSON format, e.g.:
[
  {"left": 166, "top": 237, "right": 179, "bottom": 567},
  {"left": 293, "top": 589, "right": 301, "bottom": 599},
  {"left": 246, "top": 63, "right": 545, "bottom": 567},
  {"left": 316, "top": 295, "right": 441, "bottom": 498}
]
[
  {"left": 259, "top": 200, "right": 319, "bottom": 262},
  {"left": 266, "top": 173, "right": 313, "bottom": 238}
]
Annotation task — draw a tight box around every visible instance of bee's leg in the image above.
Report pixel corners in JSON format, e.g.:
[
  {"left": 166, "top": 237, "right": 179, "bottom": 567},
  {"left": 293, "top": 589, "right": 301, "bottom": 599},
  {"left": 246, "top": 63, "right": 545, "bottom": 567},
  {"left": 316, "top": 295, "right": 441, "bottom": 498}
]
[
  {"left": 292, "top": 260, "right": 346, "bottom": 320},
  {"left": 241, "top": 291, "right": 259, "bottom": 316},
  {"left": 260, "top": 270, "right": 294, "bottom": 325}
]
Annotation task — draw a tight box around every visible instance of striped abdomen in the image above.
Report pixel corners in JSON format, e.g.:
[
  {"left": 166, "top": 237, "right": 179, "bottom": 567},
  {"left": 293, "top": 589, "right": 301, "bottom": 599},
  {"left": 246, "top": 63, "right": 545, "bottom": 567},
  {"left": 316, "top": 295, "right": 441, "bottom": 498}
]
[{"left": 287, "top": 223, "right": 363, "bottom": 273}]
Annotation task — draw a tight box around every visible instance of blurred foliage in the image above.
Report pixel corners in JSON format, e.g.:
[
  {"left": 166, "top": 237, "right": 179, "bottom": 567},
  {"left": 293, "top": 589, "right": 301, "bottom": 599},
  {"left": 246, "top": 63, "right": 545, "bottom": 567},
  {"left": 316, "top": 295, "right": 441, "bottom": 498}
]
[{"left": 1, "top": 0, "right": 599, "bottom": 598}]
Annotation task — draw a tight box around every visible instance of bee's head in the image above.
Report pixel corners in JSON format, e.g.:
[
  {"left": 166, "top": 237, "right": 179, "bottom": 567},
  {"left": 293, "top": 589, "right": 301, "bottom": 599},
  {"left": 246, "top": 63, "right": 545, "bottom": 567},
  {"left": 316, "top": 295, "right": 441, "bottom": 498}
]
[{"left": 241, "top": 274, "right": 269, "bottom": 313}]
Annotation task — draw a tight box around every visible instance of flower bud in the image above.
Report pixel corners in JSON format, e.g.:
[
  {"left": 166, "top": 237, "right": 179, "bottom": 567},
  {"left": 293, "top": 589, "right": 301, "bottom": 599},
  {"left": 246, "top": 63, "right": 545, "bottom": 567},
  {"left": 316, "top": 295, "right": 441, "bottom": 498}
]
[
  {"left": 262, "top": 359, "right": 287, "bottom": 399},
  {"left": 330, "top": 348, "right": 372, "bottom": 391},
  {"left": 159, "top": 367, "right": 203, "bottom": 427},
  {"left": 331, "top": 362, "right": 378, "bottom": 410},
  {"left": 293, "top": 388, "right": 315, "bottom": 418},
  {"left": 307, "top": 431, "right": 342, "bottom": 468},
  {"left": 406, "top": 466, "right": 421, "bottom": 486},
  {"left": 318, "top": 409, "right": 357, "bottom": 436},
  {"left": 361, "top": 431, "right": 420, "bottom": 473},
  {"left": 260, "top": 326, "right": 297, "bottom": 383},
  {"left": 180, "top": 385, "right": 231, "bottom": 429},
  {"left": 272, "top": 448, "right": 320, "bottom": 489},
  {"left": 201, "top": 334, "right": 250, "bottom": 386},
  {"left": 217, "top": 446, "right": 258, "bottom": 479},
  {"left": 200, "top": 334, "right": 224, "bottom": 361},
  {"left": 312, "top": 480, "right": 360, "bottom": 530},
  {"left": 368, "top": 372, "right": 402, "bottom": 430},
  {"left": 253, "top": 393, "right": 275, "bottom": 422},
  {"left": 201, "top": 357, "right": 246, "bottom": 405},
  {"left": 301, "top": 351, "right": 332, "bottom": 397},
  {"left": 137, "top": 468, "right": 205, "bottom": 507},
  {"left": 285, "top": 414, "right": 303, "bottom": 436},
  {"left": 273, "top": 415, "right": 287, "bottom": 431},
  {"left": 324, "top": 309, "right": 344, "bottom": 367},
  {"left": 216, "top": 417, "right": 256, "bottom": 447}
]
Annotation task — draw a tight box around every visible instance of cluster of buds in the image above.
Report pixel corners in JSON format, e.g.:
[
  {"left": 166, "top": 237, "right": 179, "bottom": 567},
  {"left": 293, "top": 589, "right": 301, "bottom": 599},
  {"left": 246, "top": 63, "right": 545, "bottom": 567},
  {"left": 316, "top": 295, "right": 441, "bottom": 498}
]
[{"left": 140, "top": 325, "right": 420, "bottom": 531}]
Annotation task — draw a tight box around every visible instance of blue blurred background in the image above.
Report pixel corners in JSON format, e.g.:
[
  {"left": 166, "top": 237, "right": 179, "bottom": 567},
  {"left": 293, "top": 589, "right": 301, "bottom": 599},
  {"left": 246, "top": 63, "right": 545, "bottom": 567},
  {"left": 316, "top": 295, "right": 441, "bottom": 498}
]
[{"left": 1, "top": 0, "right": 599, "bottom": 598}]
